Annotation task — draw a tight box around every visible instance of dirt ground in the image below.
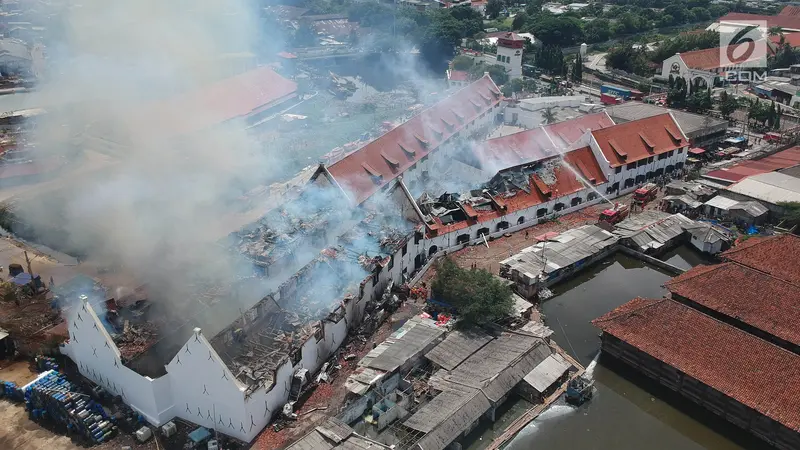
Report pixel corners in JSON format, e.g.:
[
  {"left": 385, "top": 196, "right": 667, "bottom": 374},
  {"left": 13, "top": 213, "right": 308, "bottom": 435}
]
[{"left": 446, "top": 189, "right": 666, "bottom": 275}]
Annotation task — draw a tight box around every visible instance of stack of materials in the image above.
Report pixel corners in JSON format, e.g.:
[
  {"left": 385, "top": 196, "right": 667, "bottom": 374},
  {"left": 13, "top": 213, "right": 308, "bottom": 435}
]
[{"left": 23, "top": 371, "right": 117, "bottom": 444}]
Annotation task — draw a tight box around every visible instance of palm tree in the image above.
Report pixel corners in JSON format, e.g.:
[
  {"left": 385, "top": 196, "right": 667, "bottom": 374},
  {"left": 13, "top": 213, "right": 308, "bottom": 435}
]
[
  {"left": 768, "top": 26, "right": 783, "bottom": 37},
  {"left": 542, "top": 107, "right": 557, "bottom": 125}
]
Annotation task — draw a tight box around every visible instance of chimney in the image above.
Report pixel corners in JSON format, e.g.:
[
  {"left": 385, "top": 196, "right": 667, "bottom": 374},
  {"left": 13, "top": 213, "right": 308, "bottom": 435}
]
[{"left": 484, "top": 71, "right": 490, "bottom": 77}]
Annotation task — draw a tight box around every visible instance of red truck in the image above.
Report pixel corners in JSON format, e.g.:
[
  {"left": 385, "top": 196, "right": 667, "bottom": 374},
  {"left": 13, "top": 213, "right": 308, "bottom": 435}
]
[
  {"left": 600, "top": 93, "right": 622, "bottom": 105},
  {"left": 633, "top": 183, "right": 658, "bottom": 205},
  {"left": 598, "top": 203, "right": 630, "bottom": 225}
]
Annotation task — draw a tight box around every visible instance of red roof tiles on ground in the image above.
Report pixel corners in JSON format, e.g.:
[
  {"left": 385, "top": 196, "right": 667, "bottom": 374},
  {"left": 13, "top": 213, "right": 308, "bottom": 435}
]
[
  {"left": 593, "top": 297, "right": 800, "bottom": 432},
  {"left": 591, "top": 113, "right": 686, "bottom": 167},
  {"left": 704, "top": 146, "right": 800, "bottom": 182},
  {"left": 665, "top": 262, "right": 800, "bottom": 347},
  {"left": 474, "top": 112, "right": 614, "bottom": 170},
  {"left": 327, "top": 75, "right": 501, "bottom": 204},
  {"left": 720, "top": 234, "right": 800, "bottom": 285},
  {"left": 133, "top": 67, "right": 297, "bottom": 139}
]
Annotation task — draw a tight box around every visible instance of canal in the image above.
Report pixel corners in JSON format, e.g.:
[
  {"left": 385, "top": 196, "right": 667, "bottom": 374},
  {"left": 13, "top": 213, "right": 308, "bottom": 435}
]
[{"left": 466, "top": 249, "right": 770, "bottom": 450}]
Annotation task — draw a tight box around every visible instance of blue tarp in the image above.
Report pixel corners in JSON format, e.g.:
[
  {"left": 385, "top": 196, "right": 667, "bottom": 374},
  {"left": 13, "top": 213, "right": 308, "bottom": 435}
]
[
  {"left": 188, "top": 427, "right": 211, "bottom": 443},
  {"left": 11, "top": 273, "right": 32, "bottom": 286}
]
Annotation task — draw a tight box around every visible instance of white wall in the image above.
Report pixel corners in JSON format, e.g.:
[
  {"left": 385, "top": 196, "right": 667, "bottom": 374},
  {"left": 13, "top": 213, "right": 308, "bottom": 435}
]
[{"left": 60, "top": 300, "right": 175, "bottom": 425}]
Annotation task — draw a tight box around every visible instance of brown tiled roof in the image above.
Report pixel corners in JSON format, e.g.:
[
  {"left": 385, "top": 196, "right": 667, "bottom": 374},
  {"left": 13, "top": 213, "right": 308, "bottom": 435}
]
[
  {"left": 665, "top": 262, "right": 800, "bottom": 347},
  {"left": 679, "top": 47, "right": 725, "bottom": 70},
  {"left": 327, "top": 75, "right": 501, "bottom": 204},
  {"left": 474, "top": 112, "right": 614, "bottom": 170},
  {"left": 720, "top": 234, "right": 800, "bottom": 285},
  {"left": 591, "top": 114, "right": 687, "bottom": 167},
  {"left": 593, "top": 298, "right": 800, "bottom": 432},
  {"left": 131, "top": 67, "right": 297, "bottom": 139},
  {"left": 780, "top": 6, "right": 800, "bottom": 17},
  {"left": 719, "top": 12, "right": 800, "bottom": 30}
]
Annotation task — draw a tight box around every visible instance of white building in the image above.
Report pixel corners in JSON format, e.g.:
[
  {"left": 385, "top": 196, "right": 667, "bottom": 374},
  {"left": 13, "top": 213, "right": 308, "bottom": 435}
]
[
  {"left": 494, "top": 32, "right": 524, "bottom": 80},
  {"left": 58, "top": 77, "right": 690, "bottom": 446}
]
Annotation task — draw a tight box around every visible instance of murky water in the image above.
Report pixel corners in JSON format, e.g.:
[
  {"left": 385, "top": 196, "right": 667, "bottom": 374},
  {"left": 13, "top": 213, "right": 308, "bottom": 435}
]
[
  {"left": 659, "top": 245, "right": 714, "bottom": 271},
  {"left": 467, "top": 251, "right": 769, "bottom": 450}
]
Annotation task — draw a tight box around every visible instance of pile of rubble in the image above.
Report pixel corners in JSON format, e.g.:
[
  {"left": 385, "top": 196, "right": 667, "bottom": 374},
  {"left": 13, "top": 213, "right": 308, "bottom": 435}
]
[
  {"left": 233, "top": 207, "right": 332, "bottom": 265},
  {"left": 115, "top": 321, "right": 159, "bottom": 360}
]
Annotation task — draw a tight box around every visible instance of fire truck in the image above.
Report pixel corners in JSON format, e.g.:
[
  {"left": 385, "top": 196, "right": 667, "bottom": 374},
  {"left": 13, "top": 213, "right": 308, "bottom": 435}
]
[
  {"left": 633, "top": 183, "right": 658, "bottom": 205},
  {"left": 598, "top": 203, "right": 630, "bottom": 225}
]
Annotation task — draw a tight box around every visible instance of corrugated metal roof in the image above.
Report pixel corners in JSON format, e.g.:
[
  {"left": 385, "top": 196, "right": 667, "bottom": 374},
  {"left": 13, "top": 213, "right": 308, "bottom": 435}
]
[
  {"left": 288, "top": 418, "right": 391, "bottom": 450},
  {"left": 359, "top": 316, "right": 444, "bottom": 372},
  {"left": 523, "top": 353, "right": 572, "bottom": 393},
  {"left": 615, "top": 212, "right": 695, "bottom": 251},
  {"left": 425, "top": 329, "right": 493, "bottom": 371},
  {"left": 704, "top": 146, "right": 800, "bottom": 183},
  {"left": 728, "top": 201, "right": 768, "bottom": 217},
  {"left": 704, "top": 195, "right": 741, "bottom": 210},
  {"left": 501, "top": 225, "right": 618, "bottom": 284},
  {"left": 725, "top": 172, "right": 800, "bottom": 204},
  {"left": 405, "top": 386, "right": 491, "bottom": 450},
  {"left": 606, "top": 102, "right": 726, "bottom": 137}
]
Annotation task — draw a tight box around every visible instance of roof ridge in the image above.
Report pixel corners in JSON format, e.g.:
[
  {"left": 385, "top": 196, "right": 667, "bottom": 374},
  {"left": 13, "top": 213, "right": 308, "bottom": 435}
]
[
  {"left": 592, "top": 297, "right": 666, "bottom": 324},
  {"left": 663, "top": 263, "right": 726, "bottom": 287}
]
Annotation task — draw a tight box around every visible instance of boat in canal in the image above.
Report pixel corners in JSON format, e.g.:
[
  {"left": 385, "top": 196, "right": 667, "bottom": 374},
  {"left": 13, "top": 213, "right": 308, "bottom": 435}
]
[{"left": 565, "top": 375, "right": 594, "bottom": 405}]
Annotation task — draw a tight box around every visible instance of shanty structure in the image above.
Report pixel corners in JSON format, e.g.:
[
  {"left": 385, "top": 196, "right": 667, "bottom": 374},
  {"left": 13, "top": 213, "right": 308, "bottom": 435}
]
[
  {"left": 517, "top": 352, "right": 571, "bottom": 403},
  {"left": 683, "top": 223, "right": 733, "bottom": 254},
  {"left": 722, "top": 172, "right": 800, "bottom": 213},
  {"left": 401, "top": 331, "right": 555, "bottom": 450},
  {"left": 703, "top": 195, "right": 769, "bottom": 226},
  {"left": 613, "top": 211, "right": 696, "bottom": 254},
  {"left": 287, "top": 417, "right": 391, "bottom": 450},
  {"left": 500, "top": 225, "right": 618, "bottom": 297},
  {"left": 346, "top": 316, "right": 445, "bottom": 395}
]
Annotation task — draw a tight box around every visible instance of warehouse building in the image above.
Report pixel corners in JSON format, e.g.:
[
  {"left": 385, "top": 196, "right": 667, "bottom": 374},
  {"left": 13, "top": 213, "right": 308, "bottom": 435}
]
[{"left": 594, "top": 235, "right": 800, "bottom": 450}]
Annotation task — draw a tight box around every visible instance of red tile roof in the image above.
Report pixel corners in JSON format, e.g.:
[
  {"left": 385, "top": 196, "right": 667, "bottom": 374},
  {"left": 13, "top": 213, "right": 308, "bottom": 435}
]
[
  {"left": 719, "top": 12, "right": 800, "bottom": 30},
  {"left": 591, "top": 113, "right": 686, "bottom": 168},
  {"left": 327, "top": 75, "right": 501, "bottom": 204},
  {"left": 428, "top": 146, "right": 607, "bottom": 235},
  {"left": 665, "top": 262, "right": 800, "bottom": 347},
  {"left": 678, "top": 47, "right": 725, "bottom": 70},
  {"left": 448, "top": 70, "right": 469, "bottom": 82},
  {"left": 593, "top": 297, "right": 800, "bottom": 432},
  {"left": 704, "top": 146, "right": 800, "bottom": 182},
  {"left": 770, "top": 32, "right": 800, "bottom": 48},
  {"left": 780, "top": 6, "right": 800, "bottom": 17},
  {"left": 132, "top": 67, "right": 297, "bottom": 139},
  {"left": 474, "top": 112, "right": 614, "bottom": 170},
  {"left": 720, "top": 234, "right": 800, "bottom": 285}
]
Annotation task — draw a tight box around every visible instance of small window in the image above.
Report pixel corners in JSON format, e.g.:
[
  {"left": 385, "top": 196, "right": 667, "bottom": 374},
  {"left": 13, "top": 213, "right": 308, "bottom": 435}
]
[
  {"left": 615, "top": 167, "right": 622, "bottom": 174},
  {"left": 626, "top": 163, "right": 636, "bottom": 170},
  {"left": 678, "top": 148, "right": 683, "bottom": 154},
  {"left": 388, "top": 255, "right": 394, "bottom": 270},
  {"left": 497, "top": 54, "right": 501, "bottom": 61},
  {"left": 402, "top": 242, "right": 408, "bottom": 256},
  {"left": 668, "top": 150, "right": 674, "bottom": 157},
  {"left": 647, "top": 156, "right": 654, "bottom": 163}
]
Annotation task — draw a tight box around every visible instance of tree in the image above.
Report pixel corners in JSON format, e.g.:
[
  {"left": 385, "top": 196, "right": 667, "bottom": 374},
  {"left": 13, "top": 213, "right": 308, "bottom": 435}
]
[
  {"left": 419, "top": 11, "right": 463, "bottom": 71},
  {"left": 775, "top": 104, "right": 782, "bottom": 130},
  {"left": 667, "top": 76, "right": 688, "bottom": 107},
  {"left": 717, "top": 91, "right": 740, "bottom": 120},
  {"left": 486, "top": 0, "right": 505, "bottom": 19},
  {"left": 486, "top": 64, "right": 509, "bottom": 86},
  {"left": 431, "top": 258, "right": 514, "bottom": 327},
  {"left": 584, "top": 18, "right": 612, "bottom": 43},
  {"left": 572, "top": 52, "right": 583, "bottom": 82},
  {"left": 452, "top": 55, "right": 474, "bottom": 71},
  {"left": 535, "top": 44, "right": 565, "bottom": 74},
  {"left": 527, "top": 15, "right": 584, "bottom": 46},
  {"left": 687, "top": 88, "right": 712, "bottom": 113},
  {"left": 542, "top": 107, "right": 557, "bottom": 124},
  {"left": 512, "top": 12, "right": 528, "bottom": 30}
]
